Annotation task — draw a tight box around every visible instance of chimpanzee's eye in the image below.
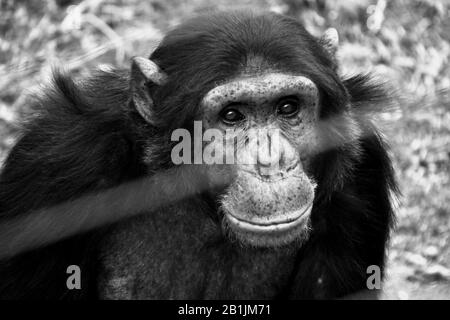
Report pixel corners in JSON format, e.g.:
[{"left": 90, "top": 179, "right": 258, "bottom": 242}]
[
  {"left": 220, "top": 108, "right": 245, "bottom": 124},
  {"left": 276, "top": 97, "right": 300, "bottom": 117}
]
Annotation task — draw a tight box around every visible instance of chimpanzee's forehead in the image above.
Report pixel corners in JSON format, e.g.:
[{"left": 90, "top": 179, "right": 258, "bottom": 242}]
[
  {"left": 151, "top": 12, "right": 327, "bottom": 82},
  {"left": 202, "top": 73, "right": 318, "bottom": 110}
]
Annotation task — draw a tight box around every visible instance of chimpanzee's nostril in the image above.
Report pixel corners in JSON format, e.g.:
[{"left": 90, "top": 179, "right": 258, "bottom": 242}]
[
  {"left": 286, "top": 161, "right": 300, "bottom": 172},
  {"left": 279, "top": 155, "right": 286, "bottom": 169}
]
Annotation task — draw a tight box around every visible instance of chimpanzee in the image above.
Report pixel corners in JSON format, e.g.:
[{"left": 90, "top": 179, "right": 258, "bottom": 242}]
[{"left": 0, "top": 10, "right": 397, "bottom": 299}]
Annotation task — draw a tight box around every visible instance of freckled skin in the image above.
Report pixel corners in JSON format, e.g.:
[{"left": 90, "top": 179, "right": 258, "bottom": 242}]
[
  {"left": 201, "top": 73, "right": 320, "bottom": 247},
  {"left": 202, "top": 73, "right": 318, "bottom": 113}
]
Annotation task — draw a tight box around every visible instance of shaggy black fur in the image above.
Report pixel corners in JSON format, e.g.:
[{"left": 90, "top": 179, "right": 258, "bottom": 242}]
[{"left": 0, "top": 11, "right": 397, "bottom": 299}]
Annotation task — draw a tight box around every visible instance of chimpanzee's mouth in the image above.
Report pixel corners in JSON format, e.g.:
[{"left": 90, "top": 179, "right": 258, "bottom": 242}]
[
  {"left": 225, "top": 203, "right": 313, "bottom": 233},
  {"left": 240, "top": 162, "right": 302, "bottom": 182}
]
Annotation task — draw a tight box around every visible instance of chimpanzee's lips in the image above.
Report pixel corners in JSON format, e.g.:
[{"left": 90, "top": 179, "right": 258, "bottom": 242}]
[
  {"left": 240, "top": 162, "right": 301, "bottom": 182},
  {"left": 225, "top": 203, "right": 312, "bottom": 233}
]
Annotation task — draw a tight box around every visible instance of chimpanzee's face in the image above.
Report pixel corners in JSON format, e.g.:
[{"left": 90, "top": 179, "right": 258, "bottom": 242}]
[
  {"left": 130, "top": 21, "right": 342, "bottom": 248},
  {"left": 201, "top": 72, "right": 321, "bottom": 247}
]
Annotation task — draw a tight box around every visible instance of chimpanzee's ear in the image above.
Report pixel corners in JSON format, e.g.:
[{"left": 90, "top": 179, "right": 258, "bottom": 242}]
[
  {"left": 130, "top": 57, "right": 167, "bottom": 124},
  {"left": 319, "top": 28, "right": 339, "bottom": 61}
]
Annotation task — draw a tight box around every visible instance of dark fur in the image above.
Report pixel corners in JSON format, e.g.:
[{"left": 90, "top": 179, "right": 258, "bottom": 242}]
[{"left": 0, "top": 11, "right": 397, "bottom": 299}]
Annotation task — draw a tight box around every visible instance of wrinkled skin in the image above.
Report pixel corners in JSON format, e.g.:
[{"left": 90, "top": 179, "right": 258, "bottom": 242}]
[{"left": 201, "top": 73, "right": 320, "bottom": 247}]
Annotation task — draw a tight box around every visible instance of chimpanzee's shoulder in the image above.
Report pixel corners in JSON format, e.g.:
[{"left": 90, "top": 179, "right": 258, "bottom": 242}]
[{"left": 24, "top": 68, "right": 131, "bottom": 127}]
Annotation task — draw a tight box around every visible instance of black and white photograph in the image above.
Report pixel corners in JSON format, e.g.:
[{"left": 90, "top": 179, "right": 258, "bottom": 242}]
[{"left": 0, "top": 0, "right": 449, "bottom": 304}]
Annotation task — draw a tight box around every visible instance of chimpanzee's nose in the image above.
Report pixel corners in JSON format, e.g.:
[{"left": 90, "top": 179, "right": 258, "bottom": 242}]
[{"left": 255, "top": 130, "right": 298, "bottom": 177}]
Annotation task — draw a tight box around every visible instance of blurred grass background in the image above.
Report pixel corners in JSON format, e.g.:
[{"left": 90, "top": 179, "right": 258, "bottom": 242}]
[{"left": 0, "top": 0, "right": 449, "bottom": 299}]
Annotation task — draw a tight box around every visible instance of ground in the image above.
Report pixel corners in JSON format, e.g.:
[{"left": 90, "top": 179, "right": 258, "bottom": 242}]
[{"left": 0, "top": 0, "right": 449, "bottom": 299}]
